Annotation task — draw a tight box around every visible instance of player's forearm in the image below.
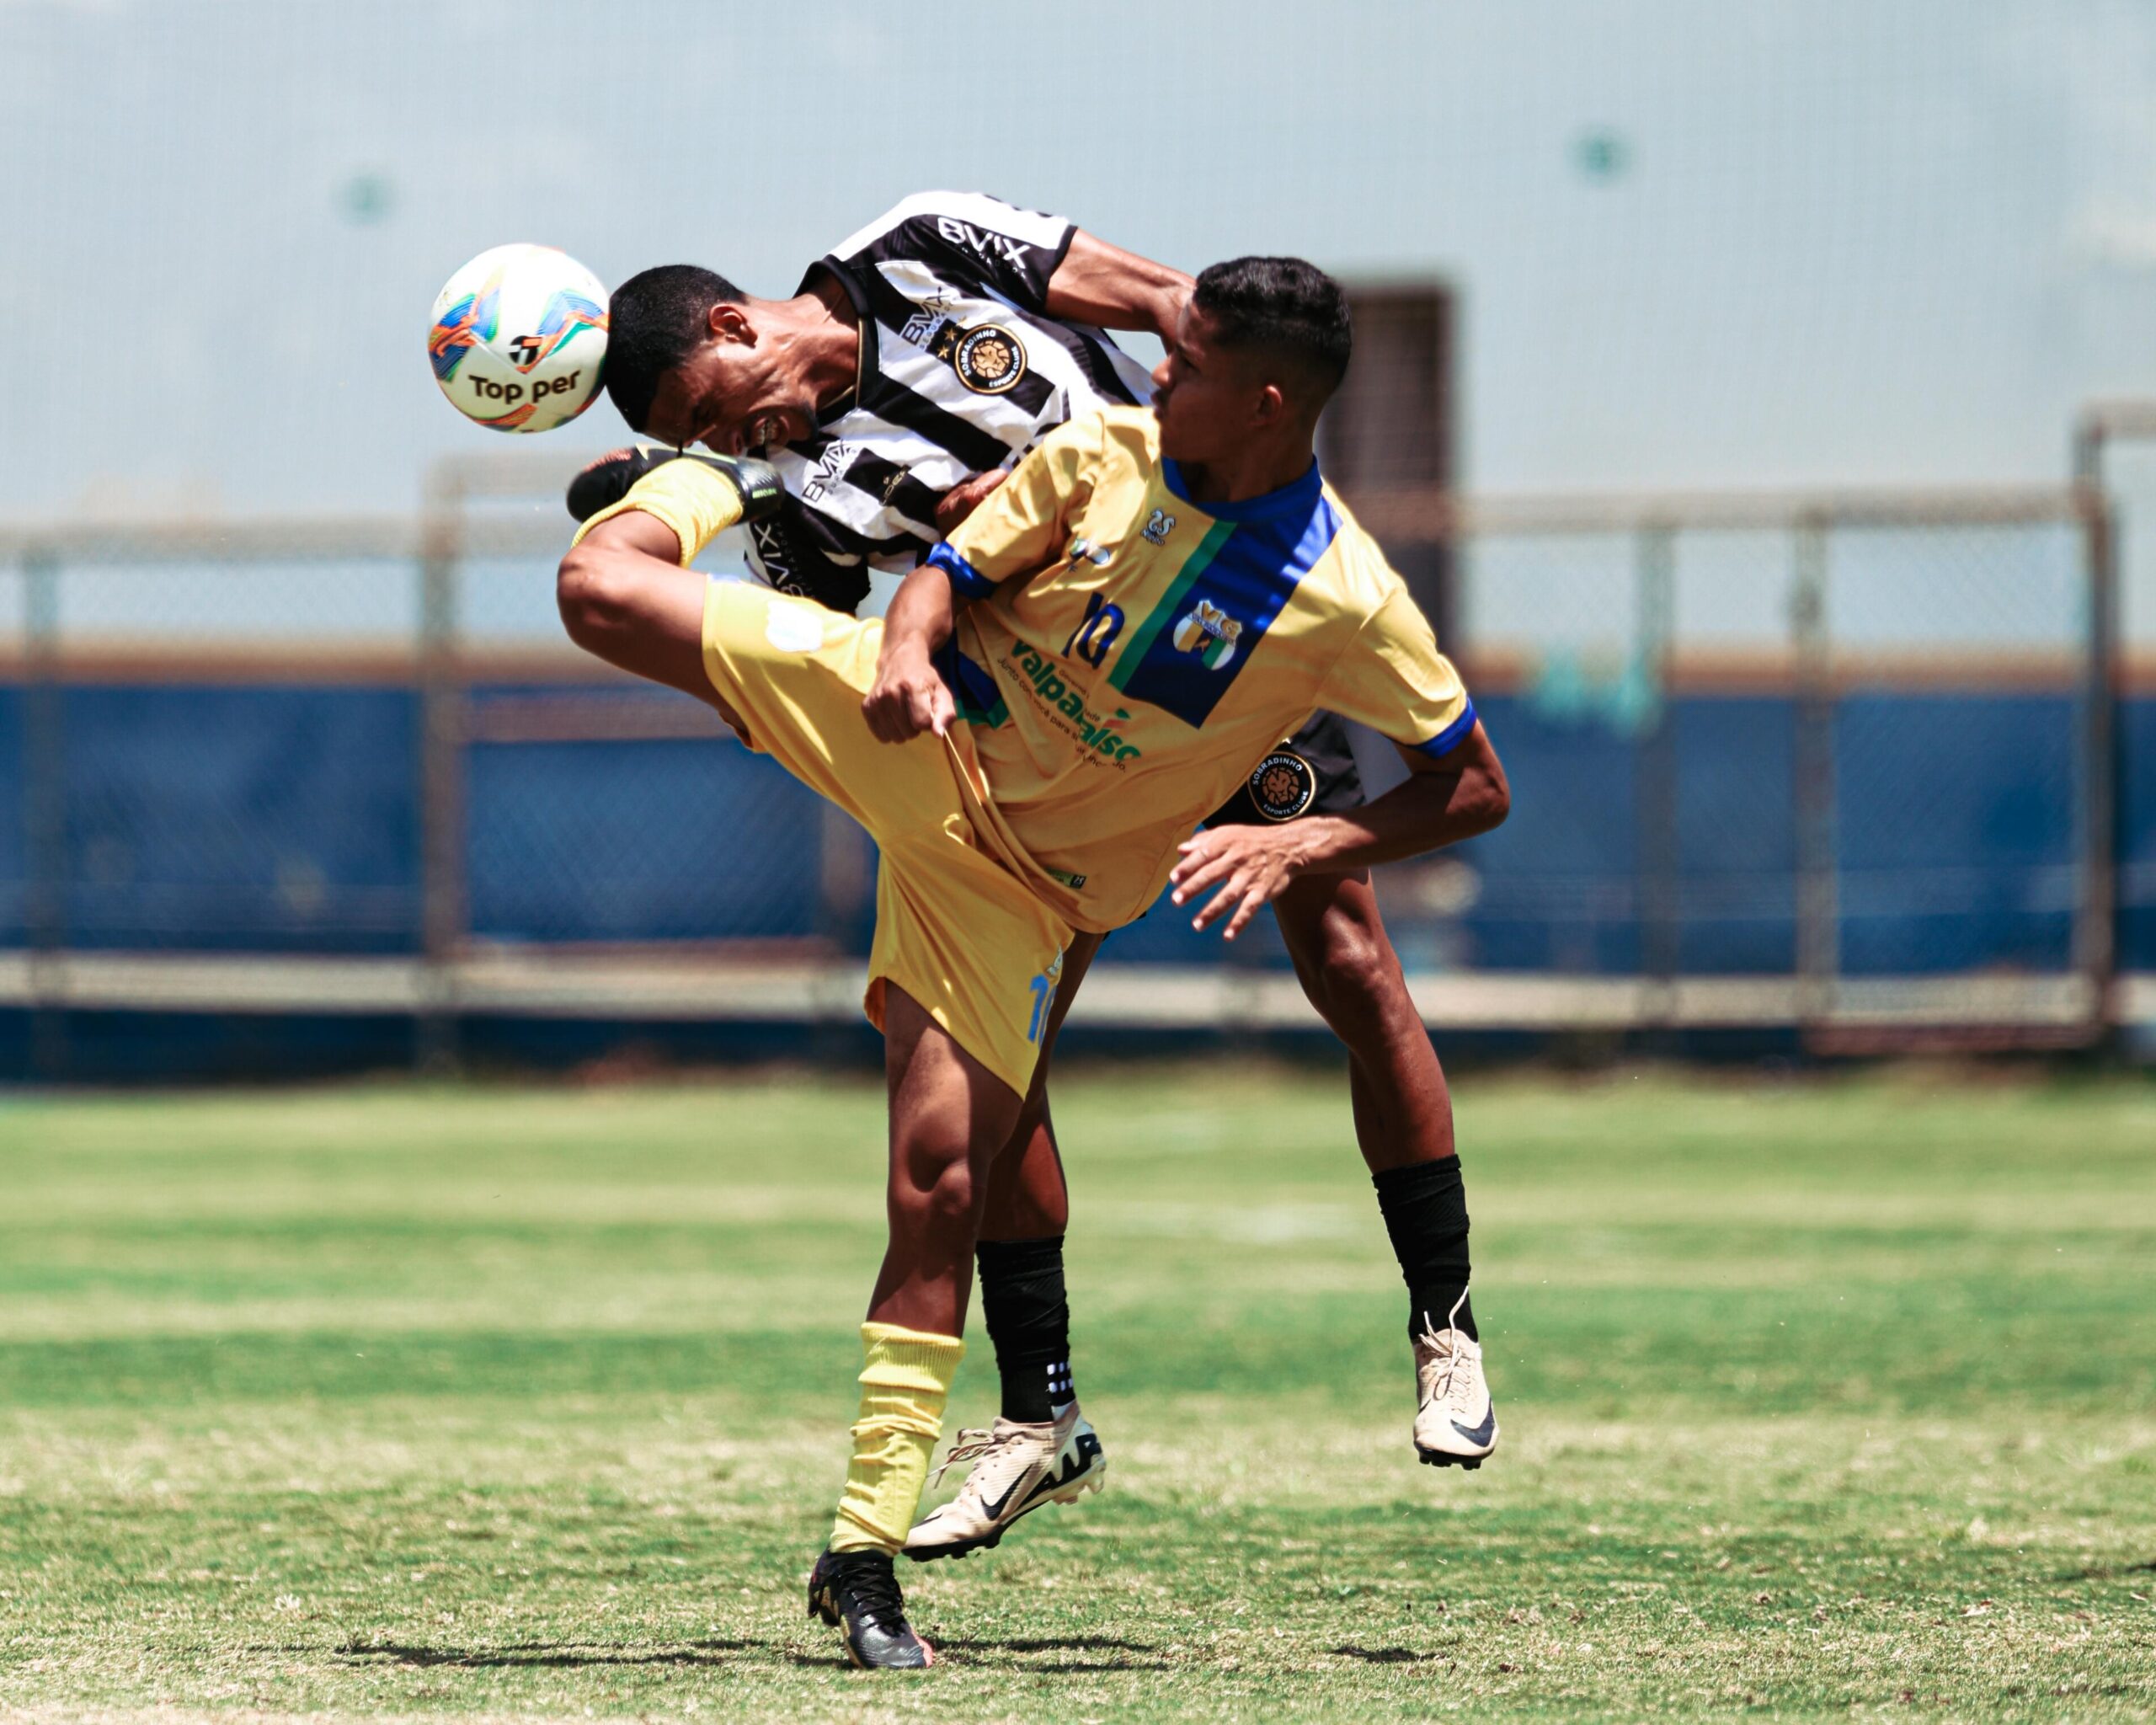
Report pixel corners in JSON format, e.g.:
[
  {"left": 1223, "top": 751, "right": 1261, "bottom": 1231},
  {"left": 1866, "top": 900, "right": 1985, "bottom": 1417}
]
[
  {"left": 1282, "top": 739, "right": 1511, "bottom": 876},
  {"left": 878, "top": 560, "right": 960, "bottom": 669},
  {"left": 1044, "top": 230, "right": 1192, "bottom": 341}
]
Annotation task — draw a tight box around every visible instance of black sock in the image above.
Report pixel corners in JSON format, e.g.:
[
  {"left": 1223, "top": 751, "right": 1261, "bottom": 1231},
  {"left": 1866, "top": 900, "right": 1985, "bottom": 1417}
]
[
  {"left": 975, "top": 1236, "right": 1073, "bottom": 1423},
  {"left": 1373, "top": 1156, "right": 1476, "bottom": 1341}
]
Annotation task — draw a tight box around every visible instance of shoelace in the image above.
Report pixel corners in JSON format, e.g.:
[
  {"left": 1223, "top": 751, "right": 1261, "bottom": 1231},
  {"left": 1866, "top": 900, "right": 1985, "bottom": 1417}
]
[
  {"left": 835, "top": 1553, "right": 908, "bottom": 1630},
  {"left": 929, "top": 1425, "right": 1010, "bottom": 1487},
  {"left": 1415, "top": 1290, "right": 1478, "bottom": 1413}
]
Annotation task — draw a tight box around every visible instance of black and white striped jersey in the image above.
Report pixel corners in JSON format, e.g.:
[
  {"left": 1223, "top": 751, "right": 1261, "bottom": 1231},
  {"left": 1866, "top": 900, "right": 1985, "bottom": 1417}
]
[{"left": 743, "top": 191, "right": 1155, "bottom": 617}]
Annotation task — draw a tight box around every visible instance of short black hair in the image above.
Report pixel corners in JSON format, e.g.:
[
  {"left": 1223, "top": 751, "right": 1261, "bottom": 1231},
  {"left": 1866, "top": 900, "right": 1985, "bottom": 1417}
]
[
  {"left": 1191, "top": 256, "right": 1352, "bottom": 408},
  {"left": 603, "top": 264, "right": 748, "bottom": 432}
]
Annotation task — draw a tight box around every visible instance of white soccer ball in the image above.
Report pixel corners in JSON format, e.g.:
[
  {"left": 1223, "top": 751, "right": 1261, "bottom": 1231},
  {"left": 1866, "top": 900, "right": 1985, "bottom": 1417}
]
[{"left": 427, "top": 243, "right": 608, "bottom": 432}]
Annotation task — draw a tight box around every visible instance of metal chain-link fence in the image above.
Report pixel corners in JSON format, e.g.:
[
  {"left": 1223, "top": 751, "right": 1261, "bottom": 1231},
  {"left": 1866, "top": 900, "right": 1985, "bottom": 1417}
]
[
  {"left": 1357, "top": 483, "right": 2111, "bottom": 1044},
  {"left": 0, "top": 467, "right": 2121, "bottom": 1068}
]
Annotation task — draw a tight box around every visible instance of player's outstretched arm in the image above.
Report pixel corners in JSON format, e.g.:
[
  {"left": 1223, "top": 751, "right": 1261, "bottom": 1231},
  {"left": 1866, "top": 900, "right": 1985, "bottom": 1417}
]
[
  {"left": 862, "top": 561, "right": 960, "bottom": 743},
  {"left": 1044, "top": 230, "right": 1193, "bottom": 343},
  {"left": 1169, "top": 724, "right": 1511, "bottom": 941}
]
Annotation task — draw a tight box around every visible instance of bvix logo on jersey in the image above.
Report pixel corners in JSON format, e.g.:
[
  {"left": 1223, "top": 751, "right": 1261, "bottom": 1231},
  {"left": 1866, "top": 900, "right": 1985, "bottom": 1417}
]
[
  {"left": 936, "top": 216, "right": 1033, "bottom": 270},
  {"left": 1171, "top": 600, "right": 1243, "bottom": 669},
  {"left": 801, "top": 441, "right": 857, "bottom": 503},
  {"left": 1142, "top": 508, "right": 1176, "bottom": 545},
  {"left": 1062, "top": 591, "right": 1124, "bottom": 668},
  {"left": 749, "top": 519, "right": 802, "bottom": 595}
]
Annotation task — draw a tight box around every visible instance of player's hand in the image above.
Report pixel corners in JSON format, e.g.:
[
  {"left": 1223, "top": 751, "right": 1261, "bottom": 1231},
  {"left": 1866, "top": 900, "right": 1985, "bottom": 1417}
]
[
  {"left": 862, "top": 643, "right": 956, "bottom": 743},
  {"left": 1168, "top": 824, "right": 1311, "bottom": 941},
  {"left": 565, "top": 446, "right": 784, "bottom": 526},
  {"left": 934, "top": 468, "right": 1011, "bottom": 533}
]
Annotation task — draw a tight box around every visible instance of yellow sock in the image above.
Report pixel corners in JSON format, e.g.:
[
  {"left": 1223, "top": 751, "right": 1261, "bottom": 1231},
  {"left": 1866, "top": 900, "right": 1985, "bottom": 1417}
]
[
  {"left": 827, "top": 1321, "right": 966, "bottom": 1556},
  {"left": 569, "top": 457, "right": 746, "bottom": 564}
]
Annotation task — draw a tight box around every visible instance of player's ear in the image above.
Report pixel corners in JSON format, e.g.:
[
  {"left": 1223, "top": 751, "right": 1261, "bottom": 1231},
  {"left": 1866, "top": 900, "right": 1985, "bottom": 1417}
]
[
  {"left": 707, "top": 301, "right": 755, "bottom": 345},
  {"left": 1253, "top": 380, "right": 1288, "bottom": 427}
]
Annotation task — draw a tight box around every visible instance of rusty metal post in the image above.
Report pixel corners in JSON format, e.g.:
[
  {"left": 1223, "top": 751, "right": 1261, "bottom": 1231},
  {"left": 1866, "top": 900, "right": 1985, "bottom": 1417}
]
[
  {"left": 1790, "top": 515, "right": 1836, "bottom": 1031},
  {"left": 22, "top": 547, "right": 66, "bottom": 1080},
  {"left": 416, "top": 472, "right": 467, "bottom": 1074},
  {"left": 2073, "top": 478, "right": 2121, "bottom": 1047},
  {"left": 1634, "top": 524, "right": 1679, "bottom": 1030}
]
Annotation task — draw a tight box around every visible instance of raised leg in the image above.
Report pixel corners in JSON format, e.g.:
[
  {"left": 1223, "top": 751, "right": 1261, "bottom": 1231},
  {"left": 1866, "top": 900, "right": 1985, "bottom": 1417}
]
[{"left": 1272, "top": 869, "right": 1454, "bottom": 1172}]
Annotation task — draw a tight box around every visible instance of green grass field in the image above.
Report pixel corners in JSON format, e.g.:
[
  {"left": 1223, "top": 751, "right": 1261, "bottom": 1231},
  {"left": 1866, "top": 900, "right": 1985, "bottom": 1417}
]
[{"left": 2, "top": 1066, "right": 2152, "bottom": 1722}]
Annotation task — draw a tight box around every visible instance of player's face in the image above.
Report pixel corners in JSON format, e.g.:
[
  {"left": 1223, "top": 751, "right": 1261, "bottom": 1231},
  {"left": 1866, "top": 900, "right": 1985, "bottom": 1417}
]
[
  {"left": 638, "top": 310, "right": 814, "bottom": 457},
  {"left": 1150, "top": 304, "right": 1269, "bottom": 465}
]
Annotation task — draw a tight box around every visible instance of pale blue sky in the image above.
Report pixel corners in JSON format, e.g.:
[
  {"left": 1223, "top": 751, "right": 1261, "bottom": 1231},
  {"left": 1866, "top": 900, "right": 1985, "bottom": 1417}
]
[{"left": 5, "top": 0, "right": 2155, "bottom": 636}]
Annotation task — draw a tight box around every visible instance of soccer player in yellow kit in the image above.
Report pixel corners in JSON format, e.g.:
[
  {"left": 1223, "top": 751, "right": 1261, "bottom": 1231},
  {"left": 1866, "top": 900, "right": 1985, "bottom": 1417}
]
[{"left": 555, "top": 256, "right": 1509, "bottom": 1669}]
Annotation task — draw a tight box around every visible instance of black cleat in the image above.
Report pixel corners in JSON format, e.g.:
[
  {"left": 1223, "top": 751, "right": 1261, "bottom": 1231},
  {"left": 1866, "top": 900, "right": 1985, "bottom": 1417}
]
[
  {"left": 806, "top": 1548, "right": 935, "bottom": 1669},
  {"left": 564, "top": 445, "right": 783, "bottom": 526}
]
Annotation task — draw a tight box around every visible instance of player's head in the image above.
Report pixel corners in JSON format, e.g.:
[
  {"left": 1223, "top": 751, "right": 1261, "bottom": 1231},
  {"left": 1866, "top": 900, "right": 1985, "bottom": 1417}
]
[
  {"left": 1150, "top": 257, "right": 1352, "bottom": 466},
  {"left": 605, "top": 264, "right": 813, "bottom": 456}
]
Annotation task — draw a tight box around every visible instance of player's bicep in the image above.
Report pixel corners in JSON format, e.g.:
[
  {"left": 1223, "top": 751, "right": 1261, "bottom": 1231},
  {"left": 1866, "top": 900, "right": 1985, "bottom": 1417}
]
[
  {"left": 1321, "top": 586, "right": 1477, "bottom": 756},
  {"left": 1044, "top": 229, "right": 1193, "bottom": 336},
  {"left": 936, "top": 419, "right": 1091, "bottom": 594}
]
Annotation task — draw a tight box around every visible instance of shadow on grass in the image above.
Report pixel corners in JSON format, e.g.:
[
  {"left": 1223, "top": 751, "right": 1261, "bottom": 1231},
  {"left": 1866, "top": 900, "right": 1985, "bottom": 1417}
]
[
  {"left": 326, "top": 1633, "right": 1173, "bottom": 1674},
  {"left": 937, "top": 1633, "right": 1173, "bottom": 1672},
  {"left": 332, "top": 1638, "right": 763, "bottom": 1670},
  {"left": 1331, "top": 1646, "right": 1449, "bottom": 1664},
  {"left": 2052, "top": 1558, "right": 2156, "bottom": 1582}
]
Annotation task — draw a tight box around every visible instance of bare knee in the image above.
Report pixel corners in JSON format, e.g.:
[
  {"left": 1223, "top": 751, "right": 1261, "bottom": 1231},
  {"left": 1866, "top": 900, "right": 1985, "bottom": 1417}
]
[
  {"left": 919, "top": 1155, "right": 981, "bottom": 1231},
  {"left": 895, "top": 1119, "right": 1003, "bottom": 1235}
]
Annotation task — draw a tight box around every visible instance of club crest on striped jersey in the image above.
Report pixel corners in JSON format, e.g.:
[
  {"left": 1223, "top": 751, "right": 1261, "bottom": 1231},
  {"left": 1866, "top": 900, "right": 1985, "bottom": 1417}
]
[
  {"left": 932, "top": 322, "right": 1028, "bottom": 394},
  {"left": 1171, "top": 599, "right": 1243, "bottom": 670}
]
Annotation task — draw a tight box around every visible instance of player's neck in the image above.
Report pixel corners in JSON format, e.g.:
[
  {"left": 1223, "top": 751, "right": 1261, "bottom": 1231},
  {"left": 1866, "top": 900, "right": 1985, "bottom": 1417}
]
[
  {"left": 1175, "top": 433, "right": 1318, "bottom": 508},
  {"left": 776, "top": 276, "right": 863, "bottom": 414}
]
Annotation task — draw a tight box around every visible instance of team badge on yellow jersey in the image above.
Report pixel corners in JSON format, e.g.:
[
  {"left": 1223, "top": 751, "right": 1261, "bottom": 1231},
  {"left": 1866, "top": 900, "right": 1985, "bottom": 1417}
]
[{"left": 1171, "top": 600, "right": 1242, "bottom": 669}]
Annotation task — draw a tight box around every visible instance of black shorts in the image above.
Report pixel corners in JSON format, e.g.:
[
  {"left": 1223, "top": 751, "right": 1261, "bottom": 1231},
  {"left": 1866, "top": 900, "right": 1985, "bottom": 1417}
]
[{"left": 1207, "top": 710, "right": 1366, "bottom": 827}]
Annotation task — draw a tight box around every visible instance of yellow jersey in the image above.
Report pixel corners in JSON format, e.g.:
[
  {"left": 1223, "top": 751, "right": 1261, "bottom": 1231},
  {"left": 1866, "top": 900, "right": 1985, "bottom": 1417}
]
[{"left": 930, "top": 406, "right": 1475, "bottom": 932}]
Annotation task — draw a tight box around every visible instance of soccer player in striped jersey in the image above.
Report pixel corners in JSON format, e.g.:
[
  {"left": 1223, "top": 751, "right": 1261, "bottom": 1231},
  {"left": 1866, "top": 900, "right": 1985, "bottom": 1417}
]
[{"left": 577, "top": 195, "right": 1500, "bottom": 1560}]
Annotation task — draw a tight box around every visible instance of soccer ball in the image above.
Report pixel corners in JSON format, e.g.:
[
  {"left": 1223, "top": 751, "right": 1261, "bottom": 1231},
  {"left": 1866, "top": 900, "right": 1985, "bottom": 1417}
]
[{"left": 428, "top": 244, "right": 608, "bottom": 432}]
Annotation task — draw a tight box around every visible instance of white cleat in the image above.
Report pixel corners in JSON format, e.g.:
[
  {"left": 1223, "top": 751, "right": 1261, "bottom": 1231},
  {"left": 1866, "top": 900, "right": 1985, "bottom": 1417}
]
[
  {"left": 1413, "top": 1292, "right": 1498, "bottom": 1469},
  {"left": 903, "top": 1402, "right": 1106, "bottom": 1562}
]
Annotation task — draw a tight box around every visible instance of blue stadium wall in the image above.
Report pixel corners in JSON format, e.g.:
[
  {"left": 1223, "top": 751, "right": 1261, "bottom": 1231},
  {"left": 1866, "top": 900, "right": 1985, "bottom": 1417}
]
[{"left": 0, "top": 681, "right": 2148, "bottom": 1078}]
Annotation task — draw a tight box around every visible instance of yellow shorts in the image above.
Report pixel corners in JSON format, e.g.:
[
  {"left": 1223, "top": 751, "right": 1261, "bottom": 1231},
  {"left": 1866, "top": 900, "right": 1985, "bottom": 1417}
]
[{"left": 700, "top": 579, "right": 1072, "bottom": 1097}]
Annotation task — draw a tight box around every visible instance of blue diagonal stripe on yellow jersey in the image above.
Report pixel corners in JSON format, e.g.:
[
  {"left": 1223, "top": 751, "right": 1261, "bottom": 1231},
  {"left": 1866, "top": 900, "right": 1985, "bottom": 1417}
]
[{"left": 1107, "top": 497, "right": 1342, "bottom": 729}]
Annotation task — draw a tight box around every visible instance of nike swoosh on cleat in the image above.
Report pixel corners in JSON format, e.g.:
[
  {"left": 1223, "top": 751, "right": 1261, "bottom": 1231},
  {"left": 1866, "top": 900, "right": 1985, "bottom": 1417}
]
[
  {"left": 976, "top": 1475, "right": 1029, "bottom": 1521},
  {"left": 1449, "top": 1407, "right": 1497, "bottom": 1446}
]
